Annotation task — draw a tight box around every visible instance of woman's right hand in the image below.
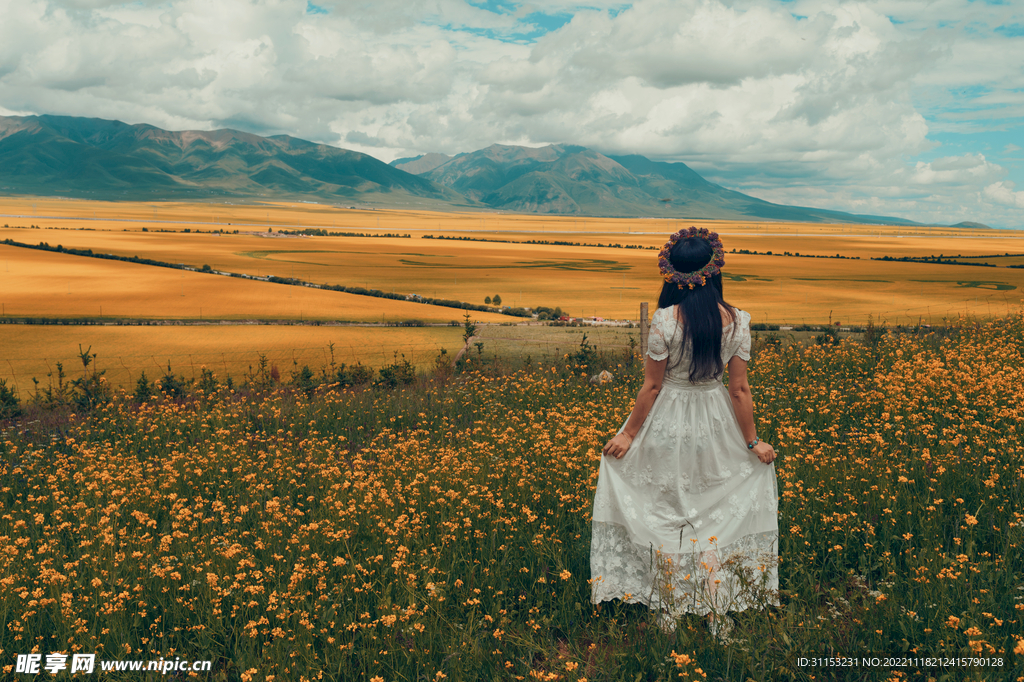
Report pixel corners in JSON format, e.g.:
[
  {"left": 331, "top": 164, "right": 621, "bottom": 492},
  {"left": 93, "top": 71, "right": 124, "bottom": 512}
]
[
  {"left": 752, "top": 440, "right": 776, "bottom": 465},
  {"left": 603, "top": 432, "right": 634, "bottom": 459}
]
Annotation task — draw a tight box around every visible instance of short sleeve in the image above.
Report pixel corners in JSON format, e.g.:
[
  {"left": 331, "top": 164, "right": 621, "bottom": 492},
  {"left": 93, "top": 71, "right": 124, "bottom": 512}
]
[
  {"left": 731, "top": 310, "right": 751, "bottom": 361},
  {"left": 645, "top": 306, "right": 670, "bottom": 361}
]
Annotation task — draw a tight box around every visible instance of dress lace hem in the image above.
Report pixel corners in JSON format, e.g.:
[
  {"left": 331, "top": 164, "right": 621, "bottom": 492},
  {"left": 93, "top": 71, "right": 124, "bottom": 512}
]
[{"left": 590, "top": 520, "right": 779, "bottom": 616}]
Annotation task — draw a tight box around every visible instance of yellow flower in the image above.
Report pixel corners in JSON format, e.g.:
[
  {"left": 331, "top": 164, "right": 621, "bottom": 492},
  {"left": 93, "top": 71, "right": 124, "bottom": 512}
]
[{"left": 671, "top": 650, "right": 693, "bottom": 667}]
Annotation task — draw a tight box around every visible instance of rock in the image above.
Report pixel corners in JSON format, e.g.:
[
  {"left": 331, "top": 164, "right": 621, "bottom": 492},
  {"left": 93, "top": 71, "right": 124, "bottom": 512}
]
[{"left": 589, "top": 370, "right": 614, "bottom": 386}]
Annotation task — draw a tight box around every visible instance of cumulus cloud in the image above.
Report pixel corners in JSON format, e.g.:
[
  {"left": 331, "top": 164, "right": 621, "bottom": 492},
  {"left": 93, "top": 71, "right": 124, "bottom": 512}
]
[
  {"left": 0, "top": 0, "right": 1021, "bottom": 227},
  {"left": 909, "top": 154, "right": 1004, "bottom": 186},
  {"left": 984, "top": 182, "right": 1024, "bottom": 209}
]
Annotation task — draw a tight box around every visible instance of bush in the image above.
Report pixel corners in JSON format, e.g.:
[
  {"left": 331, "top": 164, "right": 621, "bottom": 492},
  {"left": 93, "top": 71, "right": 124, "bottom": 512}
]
[
  {"left": 197, "top": 367, "right": 219, "bottom": 396},
  {"left": 0, "top": 378, "right": 22, "bottom": 419},
  {"left": 376, "top": 355, "right": 416, "bottom": 389},
  {"left": 567, "top": 333, "right": 598, "bottom": 369},
  {"left": 534, "top": 306, "right": 564, "bottom": 321},
  {"left": 291, "top": 364, "right": 318, "bottom": 396},
  {"left": 160, "top": 363, "right": 188, "bottom": 399},
  {"left": 815, "top": 328, "right": 840, "bottom": 347},
  {"left": 134, "top": 372, "right": 155, "bottom": 403},
  {"left": 71, "top": 345, "right": 112, "bottom": 411},
  {"left": 753, "top": 332, "right": 782, "bottom": 354},
  {"left": 330, "top": 363, "right": 375, "bottom": 389},
  {"left": 462, "top": 312, "right": 477, "bottom": 344},
  {"left": 245, "top": 354, "right": 274, "bottom": 392},
  {"left": 432, "top": 348, "right": 453, "bottom": 379},
  {"left": 863, "top": 314, "right": 887, "bottom": 351}
]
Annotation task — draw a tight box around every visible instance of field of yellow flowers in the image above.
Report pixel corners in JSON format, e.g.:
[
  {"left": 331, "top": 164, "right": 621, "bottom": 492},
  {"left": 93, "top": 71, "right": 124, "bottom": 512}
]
[{"left": 2, "top": 311, "right": 1023, "bottom": 681}]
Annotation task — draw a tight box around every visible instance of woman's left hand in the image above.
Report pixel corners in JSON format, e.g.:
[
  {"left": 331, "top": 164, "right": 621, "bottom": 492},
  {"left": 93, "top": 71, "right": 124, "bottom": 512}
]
[{"left": 602, "top": 432, "right": 634, "bottom": 459}]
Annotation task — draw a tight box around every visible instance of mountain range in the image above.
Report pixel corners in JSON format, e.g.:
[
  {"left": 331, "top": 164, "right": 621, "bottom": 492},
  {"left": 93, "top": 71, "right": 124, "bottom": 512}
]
[
  {"left": 0, "top": 114, "right": 922, "bottom": 224},
  {"left": 392, "top": 146, "right": 918, "bottom": 223},
  {"left": 0, "top": 115, "right": 467, "bottom": 209}
]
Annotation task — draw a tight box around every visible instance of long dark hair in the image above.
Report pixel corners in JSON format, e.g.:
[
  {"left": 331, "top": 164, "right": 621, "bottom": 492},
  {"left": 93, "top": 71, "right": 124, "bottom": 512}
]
[{"left": 657, "top": 236, "right": 737, "bottom": 382}]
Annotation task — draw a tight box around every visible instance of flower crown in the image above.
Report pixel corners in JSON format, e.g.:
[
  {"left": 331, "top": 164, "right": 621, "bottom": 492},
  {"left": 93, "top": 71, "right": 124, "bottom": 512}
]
[{"left": 658, "top": 226, "right": 725, "bottom": 289}]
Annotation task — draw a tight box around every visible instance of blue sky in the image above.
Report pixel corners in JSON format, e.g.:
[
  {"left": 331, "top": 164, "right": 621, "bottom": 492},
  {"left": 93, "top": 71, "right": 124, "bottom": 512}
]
[{"left": 0, "top": 0, "right": 1021, "bottom": 227}]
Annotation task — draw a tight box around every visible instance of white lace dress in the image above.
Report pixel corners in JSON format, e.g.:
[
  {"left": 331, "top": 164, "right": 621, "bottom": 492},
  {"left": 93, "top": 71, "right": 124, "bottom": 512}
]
[{"left": 590, "top": 305, "right": 779, "bottom": 616}]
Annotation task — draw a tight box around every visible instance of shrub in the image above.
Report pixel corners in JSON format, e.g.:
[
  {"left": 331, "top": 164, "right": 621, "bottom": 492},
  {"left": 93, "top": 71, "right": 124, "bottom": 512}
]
[
  {"left": 330, "top": 363, "right": 375, "bottom": 389},
  {"left": 0, "top": 378, "right": 21, "bottom": 419},
  {"left": 432, "top": 348, "right": 453, "bottom": 379},
  {"left": 291, "top": 363, "right": 318, "bottom": 396},
  {"left": 160, "top": 363, "right": 188, "bottom": 399},
  {"left": 567, "top": 333, "right": 598, "bottom": 369},
  {"left": 246, "top": 354, "right": 274, "bottom": 392},
  {"left": 376, "top": 354, "right": 416, "bottom": 388},
  {"left": 32, "top": 362, "right": 73, "bottom": 408},
  {"left": 197, "top": 367, "right": 219, "bottom": 396},
  {"left": 134, "top": 372, "right": 155, "bottom": 403},
  {"left": 71, "top": 345, "right": 112, "bottom": 410}
]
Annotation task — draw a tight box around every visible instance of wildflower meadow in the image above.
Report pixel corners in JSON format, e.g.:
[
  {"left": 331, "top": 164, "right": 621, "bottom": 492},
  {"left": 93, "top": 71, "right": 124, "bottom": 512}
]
[{"left": 1, "top": 311, "right": 1023, "bottom": 681}]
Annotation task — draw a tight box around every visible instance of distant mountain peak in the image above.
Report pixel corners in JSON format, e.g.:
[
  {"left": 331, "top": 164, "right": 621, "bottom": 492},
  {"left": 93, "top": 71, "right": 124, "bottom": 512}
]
[{"left": 390, "top": 152, "right": 452, "bottom": 175}]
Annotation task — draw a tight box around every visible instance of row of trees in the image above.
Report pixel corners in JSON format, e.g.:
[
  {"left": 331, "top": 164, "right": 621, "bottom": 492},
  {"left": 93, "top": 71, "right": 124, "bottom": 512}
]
[{"left": 1, "top": 237, "right": 546, "bottom": 319}]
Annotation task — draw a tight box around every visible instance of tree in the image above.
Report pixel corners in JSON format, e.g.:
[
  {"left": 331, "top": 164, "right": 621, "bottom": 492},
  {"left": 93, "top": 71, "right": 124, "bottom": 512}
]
[
  {"left": 160, "top": 363, "right": 188, "bottom": 399},
  {"left": 0, "top": 378, "right": 21, "bottom": 419},
  {"left": 71, "top": 344, "right": 112, "bottom": 410},
  {"left": 291, "top": 362, "right": 317, "bottom": 396},
  {"left": 462, "top": 312, "right": 477, "bottom": 344},
  {"left": 134, "top": 372, "right": 155, "bottom": 402},
  {"left": 493, "top": 294, "right": 502, "bottom": 306},
  {"left": 485, "top": 296, "right": 491, "bottom": 305}
]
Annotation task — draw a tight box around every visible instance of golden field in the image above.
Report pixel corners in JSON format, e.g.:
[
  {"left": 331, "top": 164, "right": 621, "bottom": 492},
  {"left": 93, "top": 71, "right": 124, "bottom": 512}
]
[
  {"left": 0, "top": 195, "right": 1013, "bottom": 241},
  {"left": 0, "top": 324, "right": 466, "bottom": 395},
  {"left": 4, "top": 196, "right": 1024, "bottom": 325},
  {"left": 0, "top": 242, "right": 509, "bottom": 324},
  {"left": 4, "top": 195, "right": 1024, "bottom": 393}
]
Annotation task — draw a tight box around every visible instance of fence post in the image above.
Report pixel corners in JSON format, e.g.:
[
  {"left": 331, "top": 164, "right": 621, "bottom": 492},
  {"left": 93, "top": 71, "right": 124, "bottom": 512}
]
[{"left": 639, "top": 302, "right": 649, "bottom": 359}]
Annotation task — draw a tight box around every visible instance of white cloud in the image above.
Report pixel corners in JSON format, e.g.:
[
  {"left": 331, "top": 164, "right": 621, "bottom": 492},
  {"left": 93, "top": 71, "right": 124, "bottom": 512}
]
[
  {"left": 984, "top": 182, "right": 1024, "bottom": 209},
  {"left": 909, "top": 153, "right": 1004, "bottom": 186},
  {"left": 0, "top": 0, "right": 1021, "bottom": 227}
]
